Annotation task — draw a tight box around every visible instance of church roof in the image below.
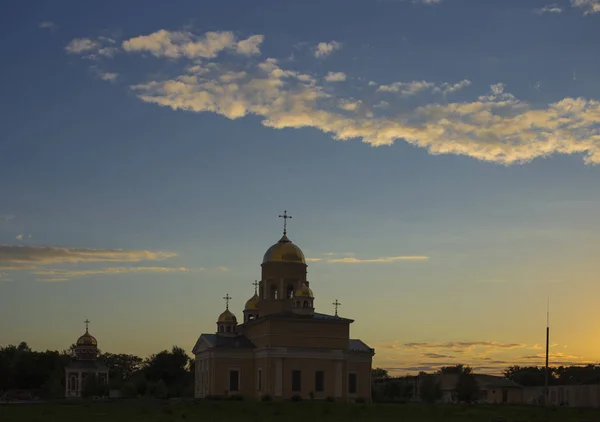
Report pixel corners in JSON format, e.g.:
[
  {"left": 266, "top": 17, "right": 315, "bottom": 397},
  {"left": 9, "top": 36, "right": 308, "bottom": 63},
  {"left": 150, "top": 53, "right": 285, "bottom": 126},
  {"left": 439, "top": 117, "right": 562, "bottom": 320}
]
[
  {"left": 265, "top": 311, "right": 354, "bottom": 323},
  {"left": 348, "top": 339, "right": 375, "bottom": 353},
  {"left": 202, "top": 334, "right": 256, "bottom": 349}
]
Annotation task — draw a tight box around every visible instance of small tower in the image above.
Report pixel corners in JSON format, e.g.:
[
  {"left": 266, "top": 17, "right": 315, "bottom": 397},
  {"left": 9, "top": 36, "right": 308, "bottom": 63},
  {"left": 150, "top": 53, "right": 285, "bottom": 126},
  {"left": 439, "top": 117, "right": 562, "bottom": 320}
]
[
  {"left": 217, "top": 294, "right": 238, "bottom": 336},
  {"left": 292, "top": 282, "right": 315, "bottom": 315},
  {"left": 64, "top": 319, "right": 109, "bottom": 398},
  {"left": 243, "top": 281, "right": 260, "bottom": 323}
]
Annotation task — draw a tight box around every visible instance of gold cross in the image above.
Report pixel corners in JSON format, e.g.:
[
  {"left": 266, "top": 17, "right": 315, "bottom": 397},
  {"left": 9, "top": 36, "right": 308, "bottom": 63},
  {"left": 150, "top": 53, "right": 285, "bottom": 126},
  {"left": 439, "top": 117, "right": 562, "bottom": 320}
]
[
  {"left": 252, "top": 280, "right": 259, "bottom": 294},
  {"left": 333, "top": 300, "right": 341, "bottom": 316},
  {"left": 223, "top": 294, "right": 232, "bottom": 310},
  {"left": 278, "top": 210, "right": 292, "bottom": 235},
  {"left": 84, "top": 319, "right": 90, "bottom": 331}
]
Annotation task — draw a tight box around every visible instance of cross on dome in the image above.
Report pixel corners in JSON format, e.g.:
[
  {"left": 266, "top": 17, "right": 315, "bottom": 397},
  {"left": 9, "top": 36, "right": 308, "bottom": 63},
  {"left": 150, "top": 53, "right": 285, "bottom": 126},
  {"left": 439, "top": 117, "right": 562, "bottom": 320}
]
[
  {"left": 252, "top": 280, "right": 259, "bottom": 294},
  {"left": 84, "top": 319, "right": 90, "bottom": 332},
  {"left": 223, "top": 294, "right": 232, "bottom": 310},
  {"left": 278, "top": 210, "right": 292, "bottom": 235}
]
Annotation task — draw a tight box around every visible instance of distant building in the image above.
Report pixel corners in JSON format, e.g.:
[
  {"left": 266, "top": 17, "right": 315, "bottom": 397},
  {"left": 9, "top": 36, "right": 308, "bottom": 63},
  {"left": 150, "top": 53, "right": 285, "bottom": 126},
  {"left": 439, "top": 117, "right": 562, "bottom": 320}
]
[
  {"left": 523, "top": 385, "right": 600, "bottom": 408},
  {"left": 64, "top": 320, "right": 109, "bottom": 398},
  {"left": 192, "top": 213, "right": 375, "bottom": 401}
]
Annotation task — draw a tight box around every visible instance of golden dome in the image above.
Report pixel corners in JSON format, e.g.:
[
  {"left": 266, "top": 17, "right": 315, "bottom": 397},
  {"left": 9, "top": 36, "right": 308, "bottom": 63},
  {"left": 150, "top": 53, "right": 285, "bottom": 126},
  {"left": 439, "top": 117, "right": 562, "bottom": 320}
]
[
  {"left": 218, "top": 309, "right": 237, "bottom": 323},
  {"left": 263, "top": 234, "right": 306, "bottom": 264},
  {"left": 76, "top": 330, "right": 98, "bottom": 346},
  {"left": 295, "top": 284, "right": 313, "bottom": 298},
  {"left": 245, "top": 293, "right": 260, "bottom": 310}
]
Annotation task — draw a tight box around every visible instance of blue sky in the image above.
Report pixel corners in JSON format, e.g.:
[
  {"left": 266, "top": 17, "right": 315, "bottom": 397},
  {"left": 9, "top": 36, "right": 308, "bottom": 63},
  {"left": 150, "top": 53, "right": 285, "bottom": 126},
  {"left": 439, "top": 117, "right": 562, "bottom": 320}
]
[{"left": 1, "top": 0, "right": 600, "bottom": 375}]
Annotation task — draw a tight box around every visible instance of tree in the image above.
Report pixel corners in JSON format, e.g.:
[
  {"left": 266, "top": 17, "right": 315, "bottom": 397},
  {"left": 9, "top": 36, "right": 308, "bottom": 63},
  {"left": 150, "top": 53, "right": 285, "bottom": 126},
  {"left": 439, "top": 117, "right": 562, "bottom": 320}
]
[
  {"left": 372, "top": 367, "right": 390, "bottom": 381},
  {"left": 419, "top": 375, "right": 442, "bottom": 404},
  {"left": 503, "top": 365, "right": 553, "bottom": 386},
  {"left": 100, "top": 353, "right": 143, "bottom": 383},
  {"left": 454, "top": 366, "right": 478, "bottom": 403}
]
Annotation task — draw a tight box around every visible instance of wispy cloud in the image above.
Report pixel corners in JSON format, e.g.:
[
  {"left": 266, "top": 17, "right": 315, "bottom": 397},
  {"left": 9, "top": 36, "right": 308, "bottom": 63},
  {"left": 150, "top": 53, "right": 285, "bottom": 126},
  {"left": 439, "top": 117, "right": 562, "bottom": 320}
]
[
  {"left": 324, "top": 72, "right": 347, "bottom": 82},
  {"left": 68, "top": 31, "right": 600, "bottom": 165},
  {"left": 90, "top": 66, "right": 119, "bottom": 82},
  {"left": 0, "top": 245, "right": 176, "bottom": 265},
  {"left": 533, "top": 4, "right": 563, "bottom": 14},
  {"left": 413, "top": 0, "right": 443, "bottom": 4},
  {"left": 122, "top": 30, "right": 263, "bottom": 59},
  {"left": 38, "top": 21, "right": 58, "bottom": 31},
  {"left": 328, "top": 255, "right": 429, "bottom": 263},
  {"left": 15, "top": 234, "right": 23, "bottom": 241},
  {"left": 0, "top": 214, "right": 15, "bottom": 222},
  {"left": 314, "top": 41, "right": 341, "bottom": 58},
  {"left": 34, "top": 266, "right": 191, "bottom": 281},
  {"left": 65, "top": 37, "right": 118, "bottom": 59},
  {"left": 377, "top": 79, "right": 470, "bottom": 97},
  {"left": 571, "top": 0, "right": 600, "bottom": 14},
  {"left": 403, "top": 341, "right": 525, "bottom": 350},
  {"left": 305, "top": 258, "right": 322, "bottom": 262}
]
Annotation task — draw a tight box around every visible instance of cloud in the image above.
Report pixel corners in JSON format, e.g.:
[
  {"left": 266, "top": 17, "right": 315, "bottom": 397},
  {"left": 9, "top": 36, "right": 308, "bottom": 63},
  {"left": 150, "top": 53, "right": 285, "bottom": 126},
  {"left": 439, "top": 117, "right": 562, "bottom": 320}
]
[
  {"left": 34, "top": 266, "right": 191, "bottom": 281},
  {"left": 324, "top": 72, "right": 347, "bottom": 82},
  {"left": 0, "top": 245, "right": 176, "bottom": 265},
  {"left": 38, "top": 21, "right": 58, "bottom": 31},
  {"left": 235, "top": 35, "right": 264, "bottom": 56},
  {"left": 403, "top": 341, "right": 525, "bottom": 350},
  {"left": 215, "top": 266, "right": 230, "bottom": 272},
  {"left": 571, "top": 0, "right": 600, "bottom": 14},
  {"left": 65, "top": 32, "right": 600, "bottom": 165},
  {"left": 65, "top": 37, "right": 118, "bottom": 59},
  {"left": 533, "top": 4, "right": 563, "bottom": 14},
  {"left": 122, "top": 30, "right": 262, "bottom": 59},
  {"left": 423, "top": 353, "right": 454, "bottom": 359},
  {"left": 328, "top": 255, "right": 429, "bottom": 263},
  {"left": 0, "top": 214, "right": 15, "bottom": 221},
  {"left": 413, "top": 0, "right": 443, "bottom": 4},
  {"left": 15, "top": 234, "right": 23, "bottom": 241},
  {"left": 377, "top": 79, "right": 470, "bottom": 97},
  {"left": 314, "top": 41, "right": 341, "bottom": 58},
  {"left": 305, "top": 258, "right": 323, "bottom": 262}
]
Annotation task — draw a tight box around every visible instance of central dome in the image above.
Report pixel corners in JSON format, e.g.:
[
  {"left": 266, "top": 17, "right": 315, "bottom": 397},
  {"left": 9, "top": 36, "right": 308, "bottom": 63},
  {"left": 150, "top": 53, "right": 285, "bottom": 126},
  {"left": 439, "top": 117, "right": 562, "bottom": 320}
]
[
  {"left": 76, "top": 330, "right": 97, "bottom": 346},
  {"left": 263, "top": 234, "right": 306, "bottom": 264}
]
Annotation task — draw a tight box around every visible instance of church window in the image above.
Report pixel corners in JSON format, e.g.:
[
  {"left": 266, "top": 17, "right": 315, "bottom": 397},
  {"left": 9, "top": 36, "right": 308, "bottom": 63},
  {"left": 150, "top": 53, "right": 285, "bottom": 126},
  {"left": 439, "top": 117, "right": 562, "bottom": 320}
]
[
  {"left": 303, "top": 300, "right": 309, "bottom": 308},
  {"left": 270, "top": 284, "right": 278, "bottom": 299},
  {"left": 229, "top": 370, "right": 239, "bottom": 392},
  {"left": 315, "top": 371, "right": 324, "bottom": 392},
  {"left": 348, "top": 373, "right": 357, "bottom": 394},
  {"left": 287, "top": 284, "right": 294, "bottom": 298},
  {"left": 292, "top": 370, "right": 302, "bottom": 392},
  {"left": 257, "top": 369, "right": 262, "bottom": 391},
  {"left": 226, "top": 326, "right": 231, "bottom": 333},
  {"left": 219, "top": 326, "right": 224, "bottom": 333}
]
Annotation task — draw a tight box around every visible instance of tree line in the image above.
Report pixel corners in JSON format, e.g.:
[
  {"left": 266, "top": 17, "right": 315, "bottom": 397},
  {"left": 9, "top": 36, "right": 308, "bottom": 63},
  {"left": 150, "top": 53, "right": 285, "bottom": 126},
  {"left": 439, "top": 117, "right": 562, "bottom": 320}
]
[{"left": 0, "top": 342, "right": 194, "bottom": 399}]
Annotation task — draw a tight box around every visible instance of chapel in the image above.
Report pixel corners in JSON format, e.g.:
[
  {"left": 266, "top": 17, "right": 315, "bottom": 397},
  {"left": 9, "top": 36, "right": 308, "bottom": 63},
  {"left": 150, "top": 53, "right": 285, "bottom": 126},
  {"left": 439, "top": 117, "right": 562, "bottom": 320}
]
[
  {"left": 191, "top": 212, "right": 375, "bottom": 401},
  {"left": 64, "top": 320, "right": 109, "bottom": 398}
]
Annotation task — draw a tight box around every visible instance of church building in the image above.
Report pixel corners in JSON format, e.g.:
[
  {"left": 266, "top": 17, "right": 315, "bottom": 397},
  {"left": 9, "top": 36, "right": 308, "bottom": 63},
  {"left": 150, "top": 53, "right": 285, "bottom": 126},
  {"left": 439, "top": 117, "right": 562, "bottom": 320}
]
[
  {"left": 65, "top": 320, "right": 109, "bottom": 398},
  {"left": 192, "top": 212, "right": 375, "bottom": 401}
]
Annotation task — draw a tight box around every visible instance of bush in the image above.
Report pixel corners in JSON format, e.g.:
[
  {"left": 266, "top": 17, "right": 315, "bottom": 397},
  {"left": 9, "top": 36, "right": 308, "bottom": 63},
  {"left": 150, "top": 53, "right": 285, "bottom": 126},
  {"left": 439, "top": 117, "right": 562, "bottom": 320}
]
[{"left": 290, "top": 394, "right": 303, "bottom": 402}]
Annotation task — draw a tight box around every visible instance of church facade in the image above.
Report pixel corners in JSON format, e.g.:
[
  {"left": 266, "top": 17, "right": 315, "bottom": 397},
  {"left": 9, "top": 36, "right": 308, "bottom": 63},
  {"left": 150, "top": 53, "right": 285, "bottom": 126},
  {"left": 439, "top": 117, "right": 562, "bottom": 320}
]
[{"left": 192, "top": 214, "right": 375, "bottom": 401}]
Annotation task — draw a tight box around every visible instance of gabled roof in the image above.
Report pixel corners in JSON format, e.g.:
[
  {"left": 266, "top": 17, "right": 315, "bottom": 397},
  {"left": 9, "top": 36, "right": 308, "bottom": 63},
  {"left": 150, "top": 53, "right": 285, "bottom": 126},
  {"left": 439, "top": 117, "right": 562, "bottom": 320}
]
[
  {"left": 266, "top": 310, "right": 354, "bottom": 323},
  {"left": 349, "top": 339, "right": 375, "bottom": 354},
  {"left": 197, "top": 334, "right": 256, "bottom": 350}
]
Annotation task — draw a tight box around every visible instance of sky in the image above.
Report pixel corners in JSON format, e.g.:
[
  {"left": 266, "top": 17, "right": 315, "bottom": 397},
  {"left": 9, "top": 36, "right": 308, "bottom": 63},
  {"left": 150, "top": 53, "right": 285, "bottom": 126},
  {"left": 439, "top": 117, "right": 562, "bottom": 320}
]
[{"left": 1, "top": 0, "right": 600, "bottom": 376}]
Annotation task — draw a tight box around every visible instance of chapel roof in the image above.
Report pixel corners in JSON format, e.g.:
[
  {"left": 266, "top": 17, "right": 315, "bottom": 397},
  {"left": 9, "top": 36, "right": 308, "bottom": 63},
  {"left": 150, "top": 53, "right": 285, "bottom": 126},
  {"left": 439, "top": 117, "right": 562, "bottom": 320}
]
[{"left": 201, "top": 334, "right": 256, "bottom": 349}]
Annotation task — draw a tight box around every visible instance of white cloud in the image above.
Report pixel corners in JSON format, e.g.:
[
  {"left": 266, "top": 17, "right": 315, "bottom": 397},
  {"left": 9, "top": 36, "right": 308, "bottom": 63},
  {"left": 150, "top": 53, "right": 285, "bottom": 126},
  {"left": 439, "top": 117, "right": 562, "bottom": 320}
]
[
  {"left": 533, "top": 3, "right": 563, "bottom": 13},
  {"left": 235, "top": 35, "right": 264, "bottom": 56},
  {"left": 314, "top": 41, "right": 341, "bottom": 58},
  {"left": 15, "top": 234, "right": 23, "bottom": 240},
  {"left": 324, "top": 72, "right": 347, "bottom": 82},
  {"left": 0, "top": 245, "right": 176, "bottom": 265},
  {"left": 378, "top": 79, "right": 470, "bottom": 97},
  {"left": 38, "top": 21, "right": 58, "bottom": 31},
  {"left": 328, "top": 255, "right": 429, "bottom": 263},
  {"left": 100, "top": 72, "right": 118, "bottom": 81},
  {"left": 413, "top": 0, "right": 443, "bottom": 4},
  {"left": 338, "top": 99, "right": 361, "bottom": 111},
  {"left": 122, "top": 30, "right": 263, "bottom": 59},
  {"left": 305, "top": 258, "right": 322, "bottom": 262},
  {"left": 65, "top": 37, "right": 118, "bottom": 59},
  {"left": 571, "top": 0, "right": 600, "bottom": 14}
]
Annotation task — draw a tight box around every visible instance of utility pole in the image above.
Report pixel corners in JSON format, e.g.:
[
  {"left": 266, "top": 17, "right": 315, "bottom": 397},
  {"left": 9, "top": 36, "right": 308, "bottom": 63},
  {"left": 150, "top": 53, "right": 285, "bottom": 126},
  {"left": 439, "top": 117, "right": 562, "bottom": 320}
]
[{"left": 544, "top": 297, "right": 550, "bottom": 406}]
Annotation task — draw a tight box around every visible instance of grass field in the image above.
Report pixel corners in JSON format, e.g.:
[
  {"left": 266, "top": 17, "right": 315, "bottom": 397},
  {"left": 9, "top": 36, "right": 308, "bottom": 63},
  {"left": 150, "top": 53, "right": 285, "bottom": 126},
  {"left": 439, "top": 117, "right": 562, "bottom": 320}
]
[{"left": 2, "top": 400, "right": 600, "bottom": 422}]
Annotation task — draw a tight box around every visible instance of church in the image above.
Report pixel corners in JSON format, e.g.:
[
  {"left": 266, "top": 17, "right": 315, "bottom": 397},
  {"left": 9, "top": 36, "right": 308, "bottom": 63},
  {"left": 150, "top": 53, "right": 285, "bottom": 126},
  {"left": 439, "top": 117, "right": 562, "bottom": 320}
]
[{"left": 192, "top": 212, "right": 375, "bottom": 401}]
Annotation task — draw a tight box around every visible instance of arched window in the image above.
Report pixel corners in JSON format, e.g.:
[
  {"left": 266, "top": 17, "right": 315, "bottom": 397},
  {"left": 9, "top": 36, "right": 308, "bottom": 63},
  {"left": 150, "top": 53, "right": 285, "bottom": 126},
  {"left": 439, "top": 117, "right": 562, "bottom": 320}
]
[
  {"left": 219, "top": 325, "right": 224, "bottom": 333},
  {"left": 270, "top": 284, "right": 278, "bottom": 299},
  {"left": 227, "top": 325, "right": 232, "bottom": 333},
  {"left": 248, "top": 315, "right": 255, "bottom": 321},
  {"left": 287, "top": 284, "right": 295, "bottom": 299},
  {"left": 303, "top": 300, "right": 309, "bottom": 308}
]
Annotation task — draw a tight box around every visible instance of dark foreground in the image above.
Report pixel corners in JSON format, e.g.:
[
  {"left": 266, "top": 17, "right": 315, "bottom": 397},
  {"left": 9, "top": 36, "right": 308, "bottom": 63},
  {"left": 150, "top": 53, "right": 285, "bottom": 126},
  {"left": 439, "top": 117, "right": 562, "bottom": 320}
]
[{"left": 2, "top": 400, "right": 600, "bottom": 422}]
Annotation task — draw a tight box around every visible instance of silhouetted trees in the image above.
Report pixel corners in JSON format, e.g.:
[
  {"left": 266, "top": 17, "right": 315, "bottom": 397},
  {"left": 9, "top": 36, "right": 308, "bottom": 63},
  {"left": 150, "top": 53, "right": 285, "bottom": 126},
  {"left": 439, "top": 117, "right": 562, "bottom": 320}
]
[{"left": 419, "top": 374, "right": 442, "bottom": 404}]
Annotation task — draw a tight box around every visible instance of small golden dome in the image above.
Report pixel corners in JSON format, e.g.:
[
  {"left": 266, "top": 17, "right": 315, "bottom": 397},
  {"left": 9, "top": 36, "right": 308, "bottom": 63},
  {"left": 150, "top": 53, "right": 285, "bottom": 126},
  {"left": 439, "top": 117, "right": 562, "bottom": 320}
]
[
  {"left": 245, "top": 293, "right": 260, "bottom": 310},
  {"left": 295, "top": 284, "right": 313, "bottom": 298},
  {"left": 76, "top": 330, "right": 98, "bottom": 346},
  {"left": 218, "top": 309, "right": 237, "bottom": 323},
  {"left": 263, "top": 234, "right": 306, "bottom": 264}
]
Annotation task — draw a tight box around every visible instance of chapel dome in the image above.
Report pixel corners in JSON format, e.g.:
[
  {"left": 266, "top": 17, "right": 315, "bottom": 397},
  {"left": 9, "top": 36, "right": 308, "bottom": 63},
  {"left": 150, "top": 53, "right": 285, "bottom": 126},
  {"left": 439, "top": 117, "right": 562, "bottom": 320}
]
[
  {"left": 262, "top": 234, "right": 306, "bottom": 264},
  {"left": 295, "top": 284, "right": 314, "bottom": 298},
  {"left": 218, "top": 309, "right": 237, "bottom": 323},
  {"left": 245, "top": 293, "right": 260, "bottom": 310},
  {"left": 76, "top": 330, "right": 98, "bottom": 346}
]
